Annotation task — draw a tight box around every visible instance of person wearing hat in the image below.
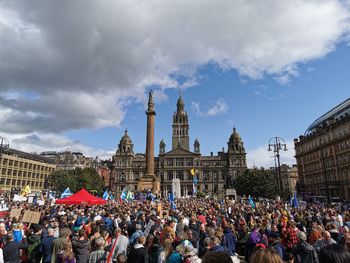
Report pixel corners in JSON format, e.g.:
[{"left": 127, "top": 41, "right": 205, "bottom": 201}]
[{"left": 178, "top": 243, "right": 201, "bottom": 263}]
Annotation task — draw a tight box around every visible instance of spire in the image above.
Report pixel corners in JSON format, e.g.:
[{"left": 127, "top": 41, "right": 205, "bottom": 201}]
[{"left": 177, "top": 92, "right": 185, "bottom": 113}]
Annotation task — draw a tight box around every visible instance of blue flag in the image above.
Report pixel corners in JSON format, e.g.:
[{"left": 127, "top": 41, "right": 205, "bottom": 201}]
[
  {"left": 60, "top": 188, "right": 72, "bottom": 199},
  {"left": 293, "top": 192, "right": 299, "bottom": 208},
  {"left": 168, "top": 192, "right": 176, "bottom": 210},
  {"left": 248, "top": 195, "right": 255, "bottom": 209},
  {"left": 103, "top": 190, "right": 109, "bottom": 200},
  {"left": 120, "top": 188, "right": 127, "bottom": 201},
  {"left": 33, "top": 193, "right": 38, "bottom": 205},
  {"left": 192, "top": 175, "right": 199, "bottom": 196}
]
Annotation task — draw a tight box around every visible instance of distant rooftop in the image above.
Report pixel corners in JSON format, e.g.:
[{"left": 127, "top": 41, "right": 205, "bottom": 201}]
[
  {"left": 305, "top": 97, "right": 350, "bottom": 135},
  {"left": 2, "top": 147, "right": 55, "bottom": 164}
]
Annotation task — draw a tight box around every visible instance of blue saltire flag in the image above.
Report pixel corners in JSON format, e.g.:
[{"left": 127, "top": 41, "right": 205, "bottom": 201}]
[
  {"left": 292, "top": 192, "right": 299, "bottom": 209},
  {"left": 103, "top": 190, "right": 109, "bottom": 200},
  {"left": 120, "top": 188, "right": 127, "bottom": 201},
  {"left": 248, "top": 195, "right": 255, "bottom": 209},
  {"left": 109, "top": 193, "right": 114, "bottom": 200},
  {"left": 60, "top": 188, "right": 72, "bottom": 199}
]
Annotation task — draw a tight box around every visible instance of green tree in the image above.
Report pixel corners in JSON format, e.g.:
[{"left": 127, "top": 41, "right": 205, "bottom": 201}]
[
  {"left": 49, "top": 167, "right": 104, "bottom": 196},
  {"left": 233, "top": 168, "right": 277, "bottom": 198}
]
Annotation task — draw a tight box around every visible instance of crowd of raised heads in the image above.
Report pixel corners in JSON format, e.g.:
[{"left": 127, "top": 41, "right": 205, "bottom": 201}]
[{"left": 0, "top": 197, "right": 350, "bottom": 263}]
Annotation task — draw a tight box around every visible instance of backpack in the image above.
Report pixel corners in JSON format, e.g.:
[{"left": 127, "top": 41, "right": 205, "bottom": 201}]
[
  {"left": 28, "top": 238, "right": 41, "bottom": 256},
  {"left": 96, "top": 251, "right": 108, "bottom": 263}
]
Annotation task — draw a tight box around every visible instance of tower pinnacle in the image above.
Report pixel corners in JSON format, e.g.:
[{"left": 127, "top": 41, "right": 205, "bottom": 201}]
[{"left": 147, "top": 90, "right": 155, "bottom": 113}]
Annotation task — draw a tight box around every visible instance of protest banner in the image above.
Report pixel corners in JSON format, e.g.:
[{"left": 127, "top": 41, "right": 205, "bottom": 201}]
[
  {"left": 22, "top": 210, "right": 32, "bottom": 223},
  {"left": 9, "top": 208, "right": 22, "bottom": 219}
]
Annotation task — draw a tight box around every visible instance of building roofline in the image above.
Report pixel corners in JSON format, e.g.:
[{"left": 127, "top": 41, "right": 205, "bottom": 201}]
[
  {"left": 1, "top": 147, "right": 56, "bottom": 164},
  {"left": 305, "top": 97, "right": 350, "bottom": 135}
]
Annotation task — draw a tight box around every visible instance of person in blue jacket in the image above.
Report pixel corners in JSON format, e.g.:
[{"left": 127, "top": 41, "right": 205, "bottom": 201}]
[{"left": 223, "top": 225, "right": 237, "bottom": 255}]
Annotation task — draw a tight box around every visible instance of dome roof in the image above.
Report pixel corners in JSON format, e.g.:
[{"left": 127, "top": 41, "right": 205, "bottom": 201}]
[
  {"left": 120, "top": 129, "right": 132, "bottom": 144},
  {"left": 194, "top": 138, "right": 200, "bottom": 144},
  {"left": 229, "top": 127, "right": 241, "bottom": 142}
]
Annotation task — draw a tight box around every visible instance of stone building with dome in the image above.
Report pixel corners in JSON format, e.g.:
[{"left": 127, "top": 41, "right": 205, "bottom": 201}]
[{"left": 111, "top": 94, "right": 247, "bottom": 197}]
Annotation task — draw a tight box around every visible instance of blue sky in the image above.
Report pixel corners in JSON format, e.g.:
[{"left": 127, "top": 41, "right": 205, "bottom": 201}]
[
  {"left": 64, "top": 42, "right": 350, "bottom": 166},
  {"left": 0, "top": 1, "right": 350, "bottom": 167}
]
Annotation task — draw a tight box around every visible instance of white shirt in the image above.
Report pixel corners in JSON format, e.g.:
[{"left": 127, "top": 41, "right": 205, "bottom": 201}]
[
  {"left": 0, "top": 248, "right": 4, "bottom": 263},
  {"left": 94, "top": 215, "right": 102, "bottom": 221}
]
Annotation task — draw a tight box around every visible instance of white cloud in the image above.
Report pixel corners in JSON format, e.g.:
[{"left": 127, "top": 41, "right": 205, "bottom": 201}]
[
  {"left": 191, "top": 99, "right": 229, "bottom": 117},
  {"left": 247, "top": 140, "right": 296, "bottom": 168},
  {"left": 5, "top": 133, "right": 114, "bottom": 160},
  {"left": 0, "top": 0, "right": 349, "bottom": 149},
  {"left": 207, "top": 99, "right": 229, "bottom": 116}
]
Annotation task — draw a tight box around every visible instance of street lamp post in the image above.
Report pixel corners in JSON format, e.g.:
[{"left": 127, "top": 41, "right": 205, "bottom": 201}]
[
  {"left": 0, "top": 137, "right": 9, "bottom": 189},
  {"left": 319, "top": 138, "right": 331, "bottom": 203},
  {"left": 268, "top": 137, "right": 287, "bottom": 192}
]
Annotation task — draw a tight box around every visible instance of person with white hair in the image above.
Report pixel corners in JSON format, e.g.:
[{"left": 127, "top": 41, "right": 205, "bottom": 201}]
[
  {"left": 314, "top": 231, "right": 337, "bottom": 253},
  {"left": 88, "top": 237, "right": 108, "bottom": 263},
  {"left": 292, "top": 231, "right": 318, "bottom": 263}
]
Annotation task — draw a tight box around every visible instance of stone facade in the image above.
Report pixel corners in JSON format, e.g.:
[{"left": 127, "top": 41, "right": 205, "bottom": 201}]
[
  {"left": 280, "top": 164, "right": 298, "bottom": 193},
  {"left": 40, "top": 151, "right": 97, "bottom": 170},
  {"left": 0, "top": 148, "right": 56, "bottom": 192},
  {"left": 111, "top": 94, "right": 247, "bottom": 197},
  {"left": 294, "top": 98, "right": 350, "bottom": 200}
]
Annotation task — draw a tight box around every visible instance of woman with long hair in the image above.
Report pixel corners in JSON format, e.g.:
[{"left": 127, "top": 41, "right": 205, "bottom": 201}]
[
  {"left": 57, "top": 239, "right": 76, "bottom": 263},
  {"left": 158, "top": 238, "right": 182, "bottom": 263}
]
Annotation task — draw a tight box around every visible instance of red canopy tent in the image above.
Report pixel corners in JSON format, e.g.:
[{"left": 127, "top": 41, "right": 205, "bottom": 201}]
[{"left": 55, "top": 189, "right": 106, "bottom": 205}]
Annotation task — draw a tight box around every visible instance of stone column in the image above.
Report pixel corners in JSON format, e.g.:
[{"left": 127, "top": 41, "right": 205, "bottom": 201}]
[
  {"left": 145, "top": 90, "right": 155, "bottom": 177},
  {"left": 138, "top": 90, "right": 160, "bottom": 192}
]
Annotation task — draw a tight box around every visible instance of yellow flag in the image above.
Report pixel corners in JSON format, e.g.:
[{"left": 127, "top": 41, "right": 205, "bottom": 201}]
[
  {"left": 21, "top": 185, "right": 31, "bottom": 197},
  {"left": 190, "top": 168, "right": 195, "bottom": 176}
]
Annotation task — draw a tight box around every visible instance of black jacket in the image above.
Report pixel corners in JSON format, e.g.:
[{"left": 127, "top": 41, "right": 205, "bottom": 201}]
[
  {"left": 3, "top": 241, "right": 28, "bottom": 263},
  {"left": 293, "top": 241, "right": 319, "bottom": 263},
  {"left": 148, "top": 244, "right": 163, "bottom": 263},
  {"left": 42, "top": 236, "right": 56, "bottom": 263},
  {"left": 127, "top": 244, "right": 148, "bottom": 263},
  {"left": 72, "top": 239, "right": 90, "bottom": 263}
]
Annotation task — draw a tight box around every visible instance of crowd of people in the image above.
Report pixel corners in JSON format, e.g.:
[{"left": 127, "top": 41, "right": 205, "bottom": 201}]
[{"left": 0, "top": 196, "right": 350, "bottom": 263}]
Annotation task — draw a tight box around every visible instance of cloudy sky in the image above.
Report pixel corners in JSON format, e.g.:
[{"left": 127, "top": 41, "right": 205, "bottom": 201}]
[{"left": 0, "top": 0, "right": 350, "bottom": 167}]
